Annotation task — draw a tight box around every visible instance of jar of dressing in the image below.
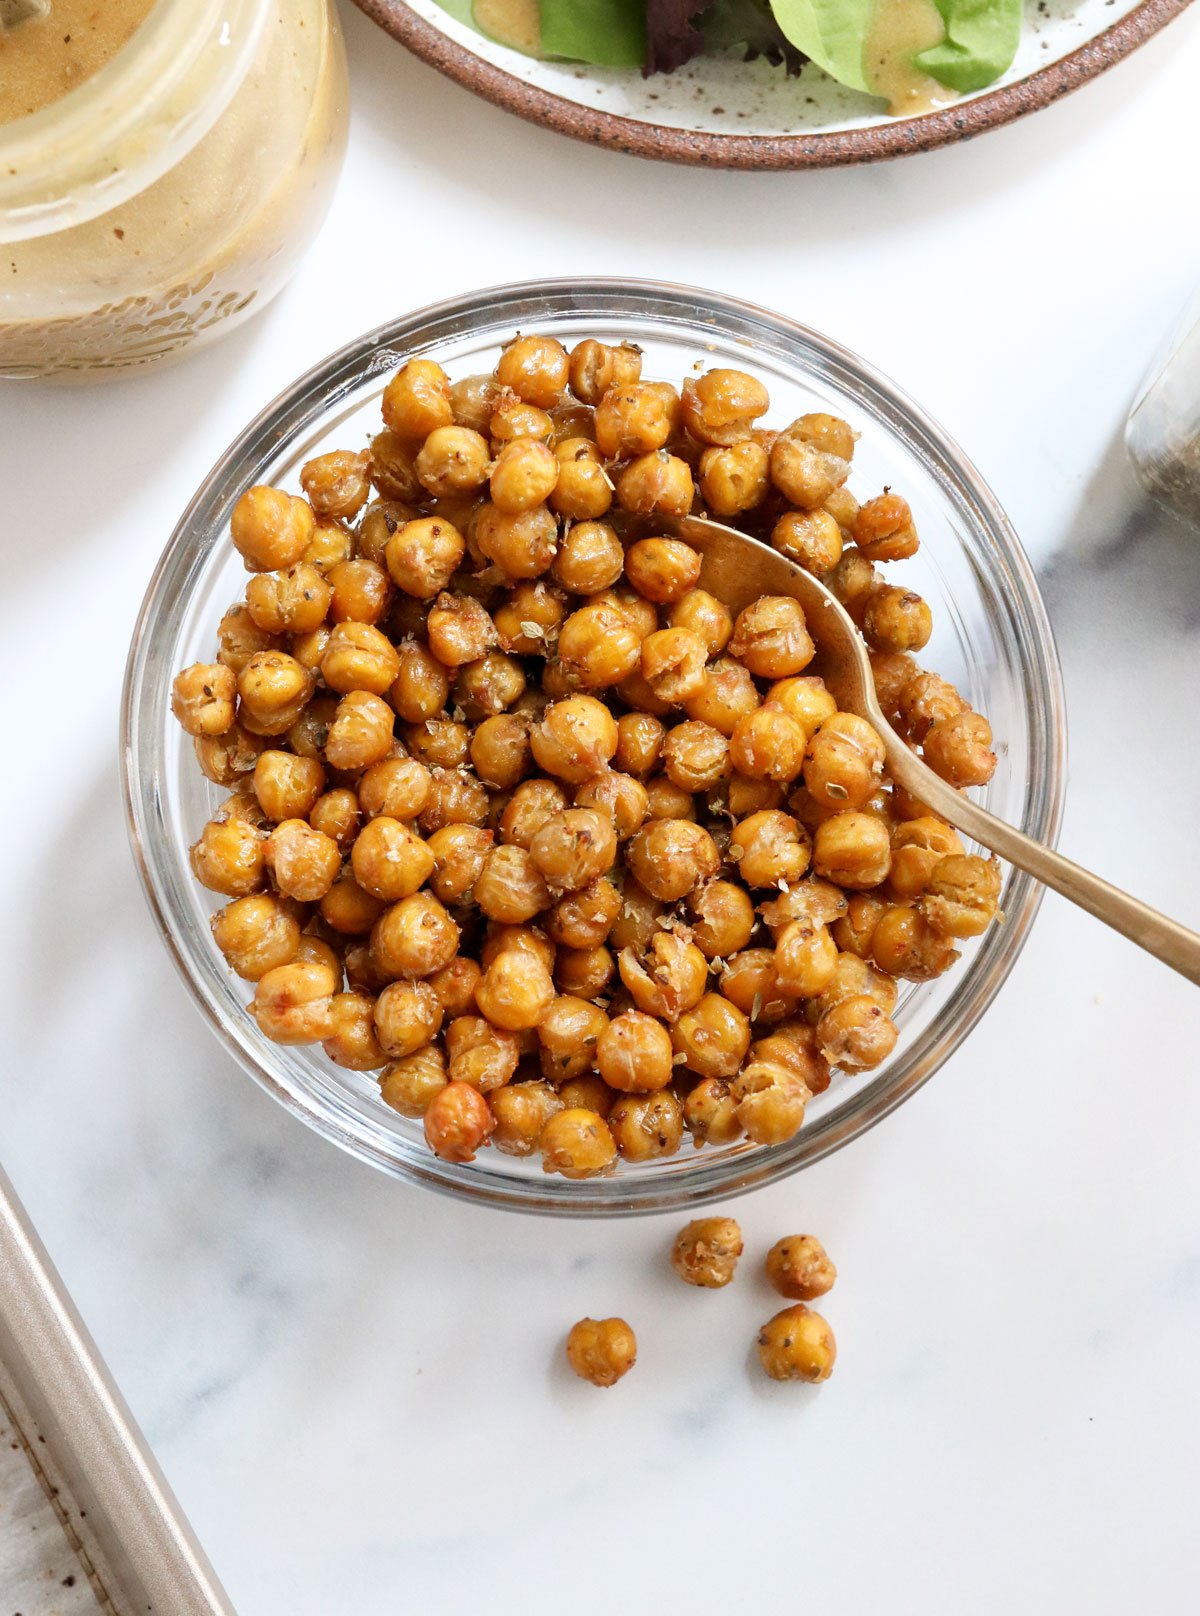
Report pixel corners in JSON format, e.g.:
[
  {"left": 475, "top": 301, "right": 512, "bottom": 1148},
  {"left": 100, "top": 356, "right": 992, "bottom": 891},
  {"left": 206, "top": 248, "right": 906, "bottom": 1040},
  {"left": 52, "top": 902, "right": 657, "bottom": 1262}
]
[{"left": 0, "top": 0, "right": 348, "bottom": 379}]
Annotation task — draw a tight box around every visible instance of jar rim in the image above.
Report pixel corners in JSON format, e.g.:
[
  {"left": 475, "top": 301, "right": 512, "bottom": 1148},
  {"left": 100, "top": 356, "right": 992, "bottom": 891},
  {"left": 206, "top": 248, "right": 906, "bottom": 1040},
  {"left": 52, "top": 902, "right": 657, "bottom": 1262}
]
[{"left": 0, "top": 0, "right": 267, "bottom": 242}]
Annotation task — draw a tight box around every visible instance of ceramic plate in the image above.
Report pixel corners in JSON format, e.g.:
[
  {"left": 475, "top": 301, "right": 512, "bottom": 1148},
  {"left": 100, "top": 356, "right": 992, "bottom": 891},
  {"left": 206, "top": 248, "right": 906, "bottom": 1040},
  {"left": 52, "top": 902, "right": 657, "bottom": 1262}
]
[{"left": 352, "top": 0, "right": 1190, "bottom": 167}]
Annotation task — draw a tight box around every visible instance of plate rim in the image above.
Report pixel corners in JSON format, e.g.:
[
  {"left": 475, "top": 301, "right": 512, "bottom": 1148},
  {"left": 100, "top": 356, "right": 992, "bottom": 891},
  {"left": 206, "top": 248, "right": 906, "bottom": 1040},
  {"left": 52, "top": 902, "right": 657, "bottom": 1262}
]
[{"left": 350, "top": 0, "right": 1192, "bottom": 169}]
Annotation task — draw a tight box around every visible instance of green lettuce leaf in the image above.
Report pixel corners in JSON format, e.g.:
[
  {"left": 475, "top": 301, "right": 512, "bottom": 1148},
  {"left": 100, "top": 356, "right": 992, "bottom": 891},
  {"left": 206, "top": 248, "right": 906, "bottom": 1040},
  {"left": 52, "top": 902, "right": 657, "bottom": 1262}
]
[
  {"left": 767, "top": 0, "right": 874, "bottom": 92},
  {"left": 437, "top": 0, "right": 476, "bottom": 23},
  {"left": 540, "top": 0, "right": 647, "bottom": 66},
  {"left": 914, "top": 0, "right": 1021, "bottom": 91}
]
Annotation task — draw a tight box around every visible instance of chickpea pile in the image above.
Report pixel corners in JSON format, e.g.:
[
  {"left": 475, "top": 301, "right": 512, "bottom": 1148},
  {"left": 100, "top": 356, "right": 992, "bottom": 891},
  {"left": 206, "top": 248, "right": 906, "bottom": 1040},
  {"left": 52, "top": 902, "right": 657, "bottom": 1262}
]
[{"left": 173, "top": 333, "right": 1002, "bottom": 1179}]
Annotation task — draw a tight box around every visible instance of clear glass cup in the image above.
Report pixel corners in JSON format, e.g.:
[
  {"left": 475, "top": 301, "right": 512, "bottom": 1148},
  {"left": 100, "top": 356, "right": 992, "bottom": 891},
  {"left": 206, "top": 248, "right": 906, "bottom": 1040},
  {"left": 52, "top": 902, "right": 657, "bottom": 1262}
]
[
  {"left": 122, "top": 279, "right": 1067, "bottom": 1216},
  {"left": 0, "top": 0, "right": 347, "bottom": 379}
]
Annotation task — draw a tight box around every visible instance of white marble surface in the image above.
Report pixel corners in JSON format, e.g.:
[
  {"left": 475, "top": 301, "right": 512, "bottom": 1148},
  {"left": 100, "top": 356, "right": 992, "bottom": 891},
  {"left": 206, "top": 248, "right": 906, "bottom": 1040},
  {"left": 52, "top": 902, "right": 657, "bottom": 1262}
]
[{"left": 3, "top": 5, "right": 1200, "bottom": 1611}]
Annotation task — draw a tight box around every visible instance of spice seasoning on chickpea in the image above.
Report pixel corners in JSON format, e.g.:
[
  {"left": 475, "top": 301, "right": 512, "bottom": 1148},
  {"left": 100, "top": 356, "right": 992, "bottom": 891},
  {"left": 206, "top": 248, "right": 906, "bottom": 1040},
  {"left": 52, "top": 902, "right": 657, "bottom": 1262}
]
[{"left": 175, "top": 335, "right": 1005, "bottom": 1181}]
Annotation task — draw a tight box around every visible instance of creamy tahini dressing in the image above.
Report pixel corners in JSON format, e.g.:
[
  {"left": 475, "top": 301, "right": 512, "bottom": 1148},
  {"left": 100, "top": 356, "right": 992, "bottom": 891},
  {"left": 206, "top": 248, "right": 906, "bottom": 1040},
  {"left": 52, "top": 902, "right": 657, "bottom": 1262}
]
[
  {"left": 863, "top": 0, "right": 956, "bottom": 116},
  {"left": 0, "top": 0, "right": 157, "bottom": 125}
]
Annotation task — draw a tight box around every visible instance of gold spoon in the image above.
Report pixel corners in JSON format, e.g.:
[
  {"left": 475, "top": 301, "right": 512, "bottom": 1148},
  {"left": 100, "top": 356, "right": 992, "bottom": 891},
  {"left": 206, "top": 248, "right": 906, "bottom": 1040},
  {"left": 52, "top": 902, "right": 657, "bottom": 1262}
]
[{"left": 666, "top": 513, "right": 1200, "bottom": 986}]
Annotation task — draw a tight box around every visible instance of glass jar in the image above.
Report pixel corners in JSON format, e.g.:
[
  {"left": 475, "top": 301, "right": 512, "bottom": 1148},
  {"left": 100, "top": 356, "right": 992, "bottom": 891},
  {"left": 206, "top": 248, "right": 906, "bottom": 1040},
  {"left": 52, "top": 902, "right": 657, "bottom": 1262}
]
[
  {"left": 1126, "top": 292, "right": 1200, "bottom": 531},
  {"left": 0, "top": 0, "right": 348, "bottom": 379}
]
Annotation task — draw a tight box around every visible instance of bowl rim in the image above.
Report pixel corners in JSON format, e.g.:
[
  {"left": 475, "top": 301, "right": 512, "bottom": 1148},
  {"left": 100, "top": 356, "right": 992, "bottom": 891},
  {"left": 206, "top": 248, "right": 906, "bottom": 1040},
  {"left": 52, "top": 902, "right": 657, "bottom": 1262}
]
[
  {"left": 122, "top": 275, "right": 1067, "bottom": 1216},
  {"left": 348, "top": 0, "right": 1190, "bottom": 171}
]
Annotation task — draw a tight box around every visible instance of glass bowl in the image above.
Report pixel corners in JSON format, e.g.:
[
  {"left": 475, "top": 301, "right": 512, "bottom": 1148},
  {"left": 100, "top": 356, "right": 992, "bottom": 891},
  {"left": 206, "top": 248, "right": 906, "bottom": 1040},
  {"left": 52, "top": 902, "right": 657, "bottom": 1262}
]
[{"left": 122, "top": 278, "right": 1066, "bottom": 1215}]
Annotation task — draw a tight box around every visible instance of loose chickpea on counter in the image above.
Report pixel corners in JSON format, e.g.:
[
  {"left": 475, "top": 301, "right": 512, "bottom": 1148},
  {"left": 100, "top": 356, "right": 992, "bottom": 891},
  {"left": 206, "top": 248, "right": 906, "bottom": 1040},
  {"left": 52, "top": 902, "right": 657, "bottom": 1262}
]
[{"left": 175, "top": 332, "right": 1004, "bottom": 1180}]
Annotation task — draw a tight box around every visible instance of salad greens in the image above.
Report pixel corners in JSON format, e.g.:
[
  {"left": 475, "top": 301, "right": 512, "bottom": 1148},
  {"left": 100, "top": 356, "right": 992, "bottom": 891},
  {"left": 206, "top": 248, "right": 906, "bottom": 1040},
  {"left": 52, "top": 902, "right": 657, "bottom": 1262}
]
[{"left": 446, "top": 0, "right": 1023, "bottom": 103}]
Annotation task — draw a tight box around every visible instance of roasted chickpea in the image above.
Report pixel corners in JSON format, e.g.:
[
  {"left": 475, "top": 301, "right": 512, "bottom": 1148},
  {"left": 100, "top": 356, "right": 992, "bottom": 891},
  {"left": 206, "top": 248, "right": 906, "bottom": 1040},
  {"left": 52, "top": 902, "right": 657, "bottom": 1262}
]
[
  {"left": 816, "top": 994, "right": 898, "bottom": 1070},
  {"left": 682, "top": 1077, "right": 743, "bottom": 1147},
  {"left": 542, "top": 1108, "right": 617, "bottom": 1179},
  {"left": 480, "top": 923, "right": 556, "bottom": 975},
  {"left": 423, "top": 823, "right": 491, "bottom": 905},
  {"left": 425, "top": 956, "right": 481, "bottom": 1019},
  {"left": 473, "top": 502, "right": 558, "bottom": 579},
  {"left": 553, "top": 1075, "right": 614, "bottom": 1118},
  {"left": 496, "top": 334, "right": 569, "bottom": 408},
  {"left": 565, "top": 1316, "right": 635, "bottom": 1384},
  {"left": 922, "top": 708, "right": 997, "bottom": 787},
  {"left": 323, "top": 558, "right": 390, "bottom": 627},
  {"left": 499, "top": 777, "right": 570, "bottom": 849},
  {"left": 729, "top": 707, "right": 808, "bottom": 783},
  {"left": 384, "top": 517, "right": 466, "bottom": 600},
  {"left": 812, "top": 811, "right": 891, "bottom": 889},
  {"left": 344, "top": 941, "right": 392, "bottom": 996},
  {"left": 854, "top": 492, "right": 919, "bottom": 561},
  {"left": 592, "top": 583, "right": 659, "bottom": 641},
  {"left": 730, "top": 810, "right": 811, "bottom": 889},
  {"left": 622, "top": 537, "right": 702, "bottom": 604},
  {"left": 484, "top": 438, "right": 555, "bottom": 516},
  {"left": 418, "top": 767, "right": 489, "bottom": 834},
  {"left": 573, "top": 772, "right": 645, "bottom": 842},
  {"left": 862, "top": 584, "right": 933, "bottom": 654},
  {"left": 771, "top": 507, "right": 843, "bottom": 575},
  {"left": 358, "top": 755, "right": 432, "bottom": 822},
  {"left": 426, "top": 591, "right": 497, "bottom": 669},
  {"left": 557, "top": 602, "right": 642, "bottom": 688},
  {"left": 379, "top": 1044, "right": 447, "bottom": 1117},
  {"left": 449, "top": 373, "right": 500, "bottom": 434},
  {"left": 596, "top": 1011, "right": 674, "bottom": 1093},
  {"left": 493, "top": 579, "right": 566, "bottom": 654},
  {"left": 325, "top": 691, "right": 395, "bottom": 772},
  {"left": 757, "top": 1304, "right": 836, "bottom": 1382},
  {"left": 668, "top": 591, "right": 732, "bottom": 661},
  {"left": 730, "top": 596, "right": 815, "bottom": 679},
  {"left": 607, "top": 879, "right": 664, "bottom": 954},
  {"left": 236, "top": 651, "right": 313, "bottom": 736},
  {"left": 348, "top": 816, "right": 435, "bottom": 903},
  {"left": 490, "top": 1081, "right": 562, "bottom": 1156},
  {"left": 716, "top": 947, "right": 797, "bottom": 1024},
  {"left": 568, "top": 339, "right": 630, "bottom": 404},
  {"left": 671, "top": 993, "right": 750, "bottom": 1081},
  {"left": 615, "top": 450, "right": 694, "bottom": 518},
  {"left": 686, "top": 878, "right": 755, "bottom": 960},
  {"left": 531, "top": 697, "right": 619, "bottom": 785},
  {"left": 761, "top": 678, "right": 835, "bottom": 743},
  {"left": 615, "top": 669, "right": 672, "bottom": 721},
  {"left": 609, "top": 1088, "right": 684, "bottom": 1162},
  {"left": 317, "top": 992, "right": 384, "bottom": 1071},
  {"left": 661, "top": 720, "right": 731, "bottom": 793},
  {"left": 681, "top": 369, "right": 769, "bottom": 445},
  {"left": 810, "top": 951, "right": 897, "bottom": 1022},
  {"left": 404, "top": 718, "right": 470, "bottom": 770},
  {"left": 444, "top": 1014, "right": 520, "bottom": 1090},
  {"left": 303, "top": 516, "right": 355, "bottom": 572},
  {"left": 189, "top": 816, "right": 265, "bottom": 897},
  {"left": 371, "top": 893, "right": 459, "bottom": 980},
  {"left": 555, "top": 945, "right": 615, "bottom": 999},
  {"left": 217, "top": 603, "right": 280, "bottom": 674},
  {"left": 751, "top": 1020, "right": 831, "bottom": 1096},
  {"left": 549, "top": 520, "right": 622, "bottom": 595},
  {"left": 619, "top": 931, "right": 708, "bottom": 1021},
  {"left": 769, "top": 435, "right": 849, "bottom": 511},
  {"left": 771, "top": 919, "right": 838, "bottom": 997},
  {"left": 831, "top": 893, "right": 888, "bottom": 957},
  {"left": 823, "top": 546, "right": 877, "bottom": 623},
  {"left": 230, "top": 486, "right": 315, "bottom": 572},
  {"left": 731, "top": 1059, "right": 810, "bottom": 1145},
  {"left": 368, "top": 432, "right": 423, "bottom": 504},
  {"left": 626, "top": 819, "right": 720, "bottom": 902},
  {"left": 871, "top": 900, "right": 961, "bottom": 978},
  {"left": 489, "top": 391, "right": 553, "bottom": 451},
  {"left": 320, "top": 622, "right": 401, "bottom": 696},
  {"left": 887, "top": 817, "right": 965, "bottom": 898},
  {"left": 895, "top": 670, "right": 963, "bottom": 742},
  {"left": 320, "top": 868, "right": 387, "bottom": 936},
  {"left": 247, "top": 752, "right": 323, "bottom": 823},
  {"left": 472, "top": 845, "right": 551, "bottom": 924},
  {"left": 545, "top": 878, "right": 622, "bottom": 949},
  {"left": 594, "top": 382, "right": 679, "bottom": 459},
  {"left": 726, "top": 772, "right": 784, "bottom": 818},
  {"left": 265, "top": 819, "right": 341, "bottom": 902},
  {"left": 698, "top": 440, "right": 770, "bottom": 515},
  {"left": 615, "top": 711, "right": 665, "bottom": 779},
  {"left": 527, "top": 807, "right": 617, "bottom": 894},
  {"left": 550, "top": 440, "right": 613, "bottom": 521},
  {"left": 801, "top": 712, "right": 887, "bottom": 811},
  {"left": 671, "top": 1217, "right": 744, "bottom": 1287},
  {"left": 414, "top": 426, "right": 491, "bottom": 498},
  {"left": 382, "top": 358, "right": 453, "bottom": 440},
  {"left": 922, "top": 854, "right": 1001, "bottom": 938},
  {"left": 787, "top": 412, "right": 856, "bottom": 461},
  {"left": 172, "top": 661, "right": 238, "bottom": 739},
  {"left": 475, "top": 948, "right": 555, "bottom": 1032},
  {"left": 250, "top": 958, "right": 335, "bottom": 1044},
  {"left": 462, "top": 713, "right": 529, "bottom": 791},
  {"left": 684, "top": 657, "right": 760, "bottom": 737},
  {"left": 423, "top": 1080, "right": 494, "bottom": 1162},
  {"left": 211, "top": 893, "right": 301, "bottom": 981},
  {"left": 537, "top": 995, "right": 609, "bottom": 1083},
  {"left": 639, "top": 627, "right": 708, "bottom": 704},
  {"left": 453, "top": 652, "right": 526, "bottom": 722}
]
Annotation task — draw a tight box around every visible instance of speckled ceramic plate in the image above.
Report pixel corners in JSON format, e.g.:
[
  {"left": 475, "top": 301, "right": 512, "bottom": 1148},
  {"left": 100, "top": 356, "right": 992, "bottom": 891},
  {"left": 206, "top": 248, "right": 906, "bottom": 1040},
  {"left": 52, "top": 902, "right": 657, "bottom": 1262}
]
[{"left": 352, "top": 0, "right": 1191, "bottom": 167}]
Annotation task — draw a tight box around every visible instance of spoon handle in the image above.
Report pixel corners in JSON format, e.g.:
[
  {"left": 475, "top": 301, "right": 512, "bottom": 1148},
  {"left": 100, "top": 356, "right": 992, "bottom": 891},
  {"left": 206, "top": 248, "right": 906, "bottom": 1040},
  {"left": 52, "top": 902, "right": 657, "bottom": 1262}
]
[{"left": 886, "top": 745, "right": 1200, "bottom": 987}]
